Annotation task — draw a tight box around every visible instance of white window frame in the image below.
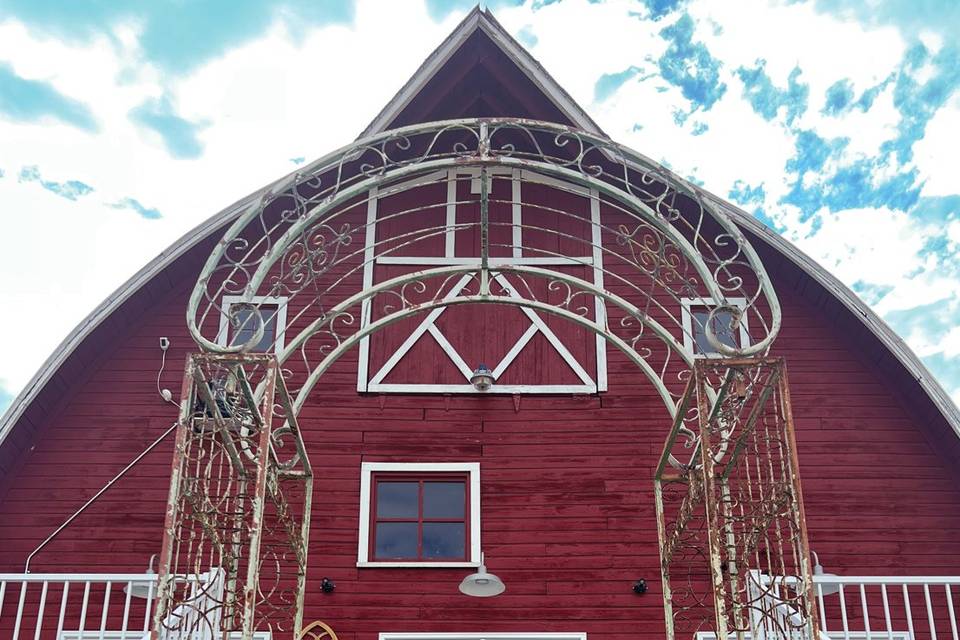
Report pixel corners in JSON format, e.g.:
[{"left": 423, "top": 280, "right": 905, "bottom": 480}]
[
  {"left": 356, "top": 169, "right": 607, "bottom": 394},
  {"left": 381, "top": 634, "right": 586, "bottom": 640},
  {"left": 217, "top": 295, "right": 289, "bottom": 354},
  {"left": 358, "top": 462, "right": 481, "bottom": 568},
  {"left": 680, "top": 297, "right": 750, "bottom": 358}
]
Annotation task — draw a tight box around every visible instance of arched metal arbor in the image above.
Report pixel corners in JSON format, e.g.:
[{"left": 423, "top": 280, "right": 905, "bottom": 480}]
[
  {"left": 188, "top": 118, "right": 781, "bottom": 413},
  {"left": 153, "top": 118, "right": 817, "bottom": 639}
]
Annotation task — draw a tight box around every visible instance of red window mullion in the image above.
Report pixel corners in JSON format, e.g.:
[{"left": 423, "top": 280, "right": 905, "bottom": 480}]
[
  {"left": 370, "top": 472, "right": 470, "bottom": 563},
  {"left": 417, "top": 479, "right": 424, "bottom": 560}
]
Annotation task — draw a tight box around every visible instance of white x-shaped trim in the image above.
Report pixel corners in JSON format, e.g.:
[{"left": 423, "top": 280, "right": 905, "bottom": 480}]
[{"left": 369, "top": 272, "right": 595, "bottom": 387}]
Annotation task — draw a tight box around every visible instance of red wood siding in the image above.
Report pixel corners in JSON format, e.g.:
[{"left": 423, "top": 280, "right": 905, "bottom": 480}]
[
  {"left": 1, "top": 243, "right": 959, "bottom": 640},
  {"left": 2, "top": 26, "right": 959, "bottom": 640}
]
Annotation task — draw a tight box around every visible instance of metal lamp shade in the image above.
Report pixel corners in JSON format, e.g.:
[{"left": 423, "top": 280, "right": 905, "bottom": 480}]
[
  {"left": 125, "top": 554, "right": 159, "bottom": 599},
  {"left": 124, "top": 579, "right": 158, "bottom": 600},
  {"left": 813, "top": 562, "right": 842, "bottom": 596},
  {"left": 459, "top": 559, "right": 505, "bottom": 597},
  {"left": 470, "top": 364, "right": 495, "bottom": 391}
]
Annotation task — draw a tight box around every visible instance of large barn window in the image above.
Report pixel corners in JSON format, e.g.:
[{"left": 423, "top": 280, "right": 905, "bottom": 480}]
[
  {"left": 217, "top": 296, "right": 288, "bottom": 354},
  {"left": 358, "top": 462, "right": 481, "bottom": 567},
  {"left": 680, "top": 297, "right": 750, "bottom": 357},
  {"left": 356, "top": 169, "right": 608, "bottom": 394}
]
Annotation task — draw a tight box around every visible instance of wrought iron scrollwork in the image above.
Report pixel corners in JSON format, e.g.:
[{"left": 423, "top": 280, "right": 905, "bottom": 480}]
[
  {"left": 185, "top": 117, "right": 782, "bottom": 461},
  {"left": 654, "top": 359, "right": 817, "bottom": 640}
]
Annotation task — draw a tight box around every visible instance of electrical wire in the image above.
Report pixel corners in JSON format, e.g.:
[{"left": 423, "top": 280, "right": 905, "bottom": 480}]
[
  {"left": 23, "top": 420, "right": 179, "bottom": 572},
  {"left": 24, "top": 339, "right": 186, "bottom": 571},
  {"left": 157, "top": 340, "right": 180, "bottom": 408}
]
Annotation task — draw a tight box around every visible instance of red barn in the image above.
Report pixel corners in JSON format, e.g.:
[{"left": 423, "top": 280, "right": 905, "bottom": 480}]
[{"left": 1, "top": 8, "right": 959, "bottom": 640}]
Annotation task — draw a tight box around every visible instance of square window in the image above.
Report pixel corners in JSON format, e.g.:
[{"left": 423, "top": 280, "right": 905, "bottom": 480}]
[
  {"left": 358, "top": 463, "right": 480, "bottom": 567},
  {"left": 217, "top": 296, "right": 288, "bottom": 354},
  {"left": 681, "top": 298, "right": 750, "bottom": 357}
]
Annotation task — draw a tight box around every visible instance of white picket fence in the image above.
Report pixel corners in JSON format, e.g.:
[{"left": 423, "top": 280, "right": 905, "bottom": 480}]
[
  {"left": 0, "top": 572, "right": 157, "bottom": 639},
  {"left": 742, "top": 573, "right": 960, "bottom": 640},
  {"left": 0, "top": 570, "right": 265, "bottom": 640},
  {"left": 814, "top": 576, "right": 960, "bottom": 640},
  {"left": 2, "top": 570, "right": 958, "bottom": 639}
]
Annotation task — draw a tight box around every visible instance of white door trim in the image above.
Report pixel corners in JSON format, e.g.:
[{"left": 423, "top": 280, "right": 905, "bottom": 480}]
[{"left": 381, "top": 634, "right": 586, "bottom": 640}]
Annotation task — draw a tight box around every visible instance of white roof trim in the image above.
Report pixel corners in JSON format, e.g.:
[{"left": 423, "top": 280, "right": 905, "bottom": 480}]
[
  {"left": 358, "top": 7, "right": 605, "bottom": 139},
  {"left": 1, "top": 11, "right": 957, "bottom": 454}
]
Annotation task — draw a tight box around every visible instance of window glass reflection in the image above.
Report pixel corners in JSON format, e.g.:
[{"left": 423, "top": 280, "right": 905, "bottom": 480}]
[
  {"left": 423, "top": 482, "right": 465, "bottom": 518},
  {"left": 375, "top": 522, "right": 418, "bottom": 559},
  {"left": 376, "top": 482, "right": 419, "bottom": 518},
  {"left": 422, "top": 522, "right": 465, "bottom": 558}
]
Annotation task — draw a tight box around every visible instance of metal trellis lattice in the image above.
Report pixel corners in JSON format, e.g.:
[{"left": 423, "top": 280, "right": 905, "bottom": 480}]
[
  {"left": 153, "top": 354, "right": 312, "bottom": 639},
  {"left": 160, "top": 117, "right": 816, "bottom": 637},
  {"left": 185, "top": 118, "right": 783, "bottom": 428},
  {"left": 655, "top": 358, "right": 818, "bottom": 640}
]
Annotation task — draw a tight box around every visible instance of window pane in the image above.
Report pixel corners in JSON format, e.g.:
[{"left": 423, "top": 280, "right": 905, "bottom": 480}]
[
  {"left": 231, "top": 307, "right": 277, "bottom": 352},
  {"left": 422, "top": 522, "right": 465, "bottom": 559},
  {"left": 376, "top": 481, "right": 419, "bottom": 518},
  {"left": 374, "top": 522, "right": 418, "bottom": 559},
  {"left": 693, "top": 309, "right": 737, "bottom": 354},
  {"left": 423, "top": 481, "right": 465, "bottom": 518}
]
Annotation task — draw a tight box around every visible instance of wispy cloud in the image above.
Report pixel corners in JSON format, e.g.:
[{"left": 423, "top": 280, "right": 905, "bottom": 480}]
[
  {"left": 736, "top": 61, "right": 809, "bottom": 125},
  {"left": 640, "top": 0, "right": 688, "bottom": 22},
  {"left": 0, "top": 0, "right": 356, "bottom": 72},
  {"left": 781, "top": 131, "right": 921, "bottom": 220},
  {"left": 109, "top": 197, "right": 162, "bottom": 220},
  {"left": 657, "top": 13, "right": 727, "bottom": 121},
  {"left": 812, "top": 0, "right": 960, "bottom": 41},
  {"left": 18, "top": 165, "right": 94, "bottom": 200},
  {"left": 883, "top": 42, "right": 960, "bottom": 164},
  {"left": 822, "top": 78, "right": 855, "bottom": 115},
  {"left": 594, "top": 66, "right": 645, "bottom": 102},
  {"left": 582, "top": 0, "right": 960, "bottom": 401},
  {"left": 0, "top": 62, "right": 97, "bottom": 131},
  {"left": 129, "top": 95, "right": 205, "bottom": 159}
]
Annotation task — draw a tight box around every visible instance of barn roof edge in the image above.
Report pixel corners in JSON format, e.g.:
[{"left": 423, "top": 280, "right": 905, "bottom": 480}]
[{"left": 1, "top": 10, "right": 956, "bottom": 454}]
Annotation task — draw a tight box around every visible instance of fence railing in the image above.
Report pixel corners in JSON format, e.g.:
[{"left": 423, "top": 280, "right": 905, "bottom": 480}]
[
  {"left": 747, "top": 573, "right": 960, "bottom": 640},
  {"left": 813, "top": 575, "right": 960, "bottom": 640},
  {"left": 2, "top": 570, "right": 958, "bottom": 640},
  {"left": 0, "top": 572, "right": 157, "bottom": 639}
]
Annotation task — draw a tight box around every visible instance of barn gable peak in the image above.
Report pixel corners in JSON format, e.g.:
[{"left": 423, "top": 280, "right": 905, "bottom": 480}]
[{"left": 358, "top": 7, "right": 606, "bottom": 138}]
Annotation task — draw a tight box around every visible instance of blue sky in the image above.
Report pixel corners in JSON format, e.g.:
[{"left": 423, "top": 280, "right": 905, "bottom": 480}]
[{"left": 0, "top": 0, "right": 958, "bottom": 411}]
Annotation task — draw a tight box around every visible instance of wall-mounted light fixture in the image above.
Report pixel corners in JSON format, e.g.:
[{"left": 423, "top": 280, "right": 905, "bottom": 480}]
[
  {"left": 459, "top": 554, "right": 505, "bottom": 597},
  {"left": 125, "top": 554, "right": 158, "bottom": 600},
  {"left": 633, "top": 579, "right": 648, "bottom": 594},
  {"left": 321, "top": 577, "right": 336, "bottom": 593},
  {"left": 811, "top": 550, "right": 841, "bottom": 596},
  {"left": 470, "top": 364, "right": 495, "bottom": 391}
]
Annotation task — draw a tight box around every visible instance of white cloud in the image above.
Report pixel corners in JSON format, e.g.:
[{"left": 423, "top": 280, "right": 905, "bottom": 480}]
[
  {"left": 500, "top": 0, "right": 664, "bottom": 108},
  {"left": 788, "top": 207, "right": 925, "bottom": 287},
  {"left": 948, "top": 219, "right": 960, "bottom": 245},
  {"left": 943, "top": 325, "right": 960, "bottom": 358},
  {"left": 693, "top": 0, "right": 904, "bottom": 109},
  {"left": 0, "top": 0, "right": 464, "bottom": 392},
  {"left": 0, "top": 0, "right": 958, "bottom": 408},
  {"left": 913, "top": 96, "right": 960, "bottom": 197}
]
